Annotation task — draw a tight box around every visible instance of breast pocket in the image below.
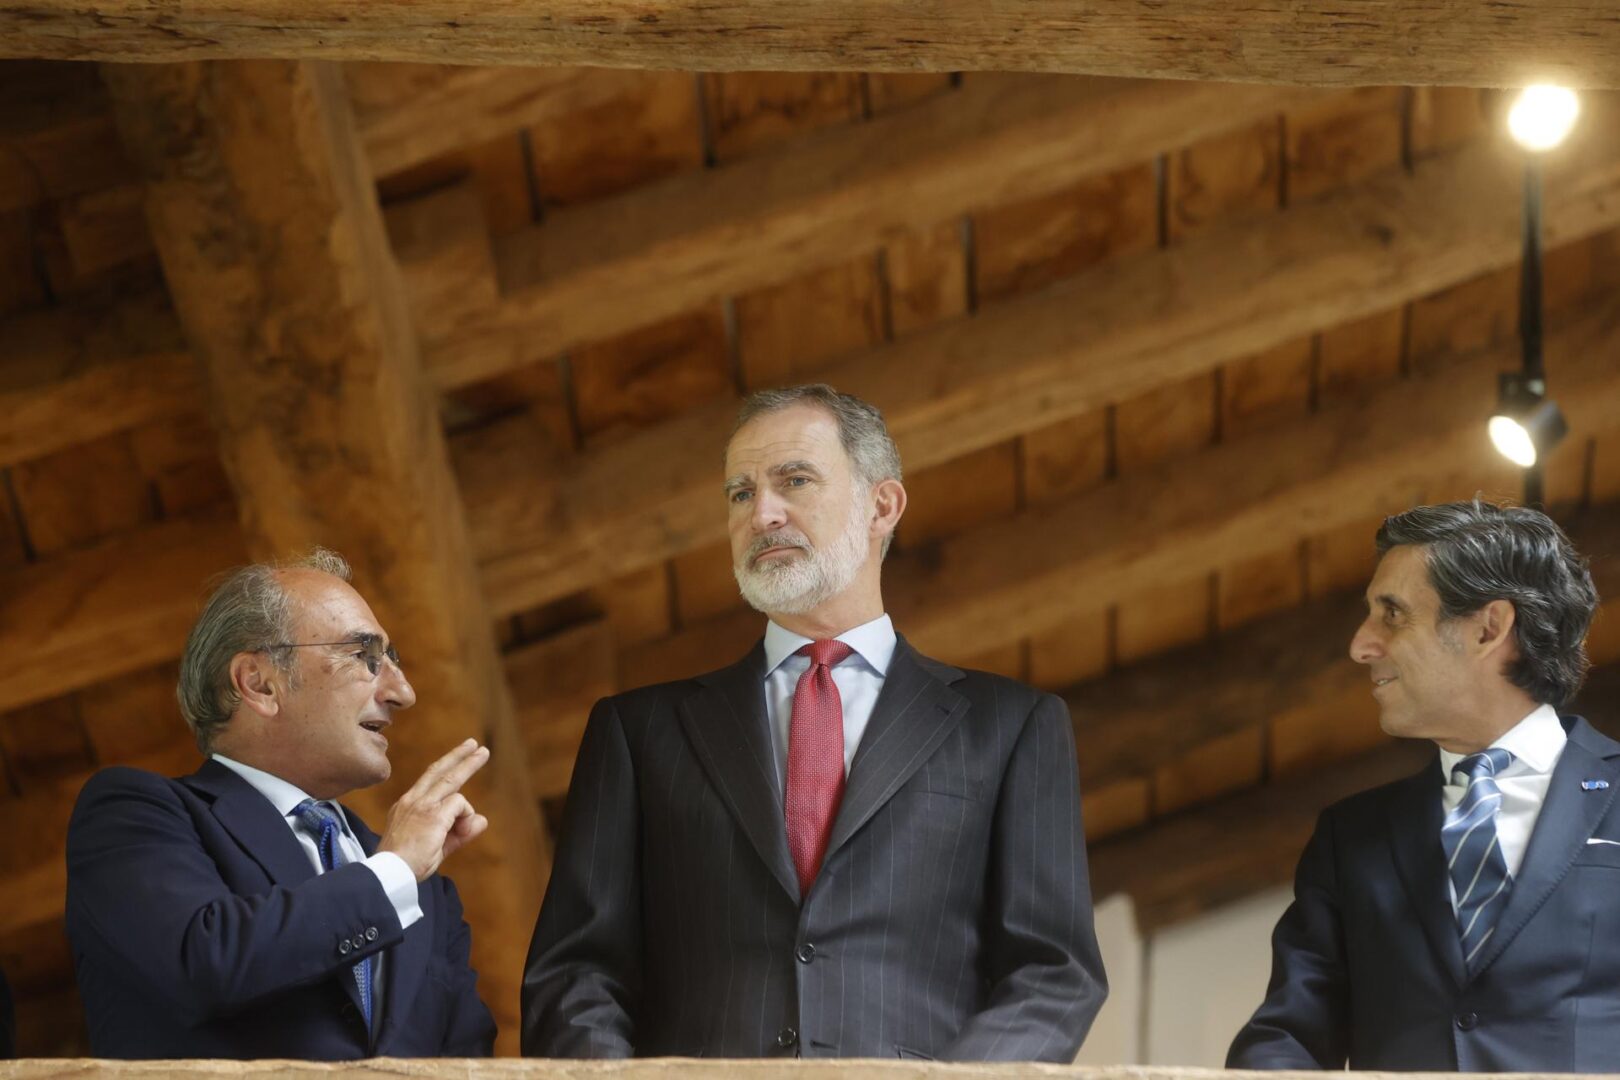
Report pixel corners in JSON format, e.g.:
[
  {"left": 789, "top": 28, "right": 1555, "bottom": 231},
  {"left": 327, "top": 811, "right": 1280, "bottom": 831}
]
[{"left": 1574, "top": 839, "right": 1620, "bottom": 869}]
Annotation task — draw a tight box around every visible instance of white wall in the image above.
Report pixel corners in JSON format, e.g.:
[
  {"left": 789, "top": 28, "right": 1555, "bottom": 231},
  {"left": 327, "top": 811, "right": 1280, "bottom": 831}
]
[
  {"left": 1073, "top": 893, "right": 1143, "bottom": 1065},
  {"left": 1075, "top": 885, "right": 1292, "bottom": 1066},
  {"left": 1144, "top": 885, "right": 1291, "bottom": 1066}
]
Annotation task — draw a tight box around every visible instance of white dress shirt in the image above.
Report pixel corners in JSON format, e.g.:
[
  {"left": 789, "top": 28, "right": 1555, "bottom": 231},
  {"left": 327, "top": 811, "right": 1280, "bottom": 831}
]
[
  {"left": 1438, "top": 703, "right": 1567, "bottom": 894},
  {"left": 212, "top": 754, "right": 423, "bottom": 931},
  {"left": 763, "top": 613, "right": 896, "bottom": 786}
]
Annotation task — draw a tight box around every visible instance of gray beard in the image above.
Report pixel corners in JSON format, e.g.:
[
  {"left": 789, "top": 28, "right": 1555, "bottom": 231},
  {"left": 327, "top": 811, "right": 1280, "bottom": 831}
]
[{"left": 734, "top": 496, "right": 870, "bottom": 616}]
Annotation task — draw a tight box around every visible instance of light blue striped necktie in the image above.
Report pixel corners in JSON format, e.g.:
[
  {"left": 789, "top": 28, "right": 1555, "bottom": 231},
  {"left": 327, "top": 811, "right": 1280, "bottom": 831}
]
[
  {"left": 291, "top": 799, "right": 374, "bottom": 1027},
  {"left": 1441, "top": 748, "right": 1514, "bottom": 972}
]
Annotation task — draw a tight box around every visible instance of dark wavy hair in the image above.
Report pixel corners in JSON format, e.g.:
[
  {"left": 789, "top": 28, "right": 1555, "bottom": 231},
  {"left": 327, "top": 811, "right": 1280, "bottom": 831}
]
[{"left": 1376, "top": 499, "right": 1598, "bottom": 706}]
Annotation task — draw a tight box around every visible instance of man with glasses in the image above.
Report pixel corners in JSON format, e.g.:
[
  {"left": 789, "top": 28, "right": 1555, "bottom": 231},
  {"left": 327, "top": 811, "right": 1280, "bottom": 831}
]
[{"left": 65, "top": 549, "right": 497, "bottom": 1059}]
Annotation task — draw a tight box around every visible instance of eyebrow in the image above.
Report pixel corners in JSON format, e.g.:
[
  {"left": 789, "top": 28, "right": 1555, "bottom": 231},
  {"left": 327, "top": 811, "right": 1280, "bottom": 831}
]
[
  {"left": 723, "top": 460, "right": 825, "bottom": 495},
  {"left": 1371, "top": 594, "right": 1408, "bottom": 614}
]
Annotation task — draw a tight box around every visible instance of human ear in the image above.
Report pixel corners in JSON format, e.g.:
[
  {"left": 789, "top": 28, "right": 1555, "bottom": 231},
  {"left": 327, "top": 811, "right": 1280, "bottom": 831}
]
[
  {"left": 870, "top": 478, "right": 907, "bottom": 539},
  {"left": 1474, "top": 599, "right": 1519, "bottom": 658},
  {"left": 231, "top": 652, "right": 282, "bottom": 720}
]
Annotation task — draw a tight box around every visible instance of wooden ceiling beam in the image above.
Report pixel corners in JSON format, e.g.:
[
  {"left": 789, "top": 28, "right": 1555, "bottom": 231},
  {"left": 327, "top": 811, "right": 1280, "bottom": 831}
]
[
  {"left": 6, "top": 115, "right": 1620, "bottom": 718},
  {"left": 1089, "top": 739, "right": 1430, "bottom": 933},
  {"left": 4, "top": 2, "right": 1620, "bottom": 88},
  {"left": 0, "top": 509, "right": 244, "bottom": 715},
  {"left": 0, "top": 289, "right": 199, "bottom": 470},
  {"left": 468, "top": 122, "right": 1620, "bottom": 618},
  {"left": 103, "top": 59, "right": 547, "bottom": 1051},
  {"left": 623, "top": 302, "right": 1620, "bottom": 681},
  {"left": 347, "top": 64, "right": 662, "bottom": 180},
  {"left": 428, "top": 77, "right": 1320, "bottom": 387}
]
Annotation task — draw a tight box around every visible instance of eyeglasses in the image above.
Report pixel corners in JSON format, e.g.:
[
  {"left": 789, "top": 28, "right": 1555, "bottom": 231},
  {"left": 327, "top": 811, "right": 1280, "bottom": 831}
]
[{"left": 268, "top": 633, "right": 402, "bottom": 677}]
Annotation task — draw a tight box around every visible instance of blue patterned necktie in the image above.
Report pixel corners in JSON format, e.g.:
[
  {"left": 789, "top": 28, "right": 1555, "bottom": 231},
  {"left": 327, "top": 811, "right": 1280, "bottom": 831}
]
[
  {"left": 1441, "top": 748, "right": 1515, "bottom": 972},
  {"left": 291, "top": 799, "right": 374, "bottom": 1026}
]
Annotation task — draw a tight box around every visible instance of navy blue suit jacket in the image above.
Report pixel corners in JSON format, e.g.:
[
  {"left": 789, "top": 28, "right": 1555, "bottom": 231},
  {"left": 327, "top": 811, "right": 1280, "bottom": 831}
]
[
  {"left": 65, "top": 759, "right": 495, "bottom": 1059},
  {"left": 1230, "top": 715, "right": 1620, "bottom": 1071}
]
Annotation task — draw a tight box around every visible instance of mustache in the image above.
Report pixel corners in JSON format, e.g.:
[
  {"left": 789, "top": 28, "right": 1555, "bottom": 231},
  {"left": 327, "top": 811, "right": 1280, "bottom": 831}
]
[{"left": 744, "top": 530, "right": 812, "bottom": 565}]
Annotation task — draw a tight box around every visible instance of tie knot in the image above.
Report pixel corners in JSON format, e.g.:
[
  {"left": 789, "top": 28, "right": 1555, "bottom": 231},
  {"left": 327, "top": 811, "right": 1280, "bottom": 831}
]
[
  {"left": 799, "top": 639, "right": 854, "bottom": 669},
  {"left": 1455, "top": 747, "right": 1513, "bottom": 784},
  {"left": 291, "top": 797, "right": 342, "bottom": 837}
]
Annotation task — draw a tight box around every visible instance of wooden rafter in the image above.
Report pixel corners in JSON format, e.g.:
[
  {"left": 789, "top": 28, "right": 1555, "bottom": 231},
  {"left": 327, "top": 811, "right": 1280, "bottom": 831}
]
[
  {"left": 622, "top": 303, "right": 1620, "bottom": 683},
  {"left": 102, "top": 58, "right": 547, "bottom": 1051},
  {"left": 5, "top": 94, "right": 1620, "bottom": 717},
  {"left": 3, "top": 2, "right": 1620, "bottom": 87}
]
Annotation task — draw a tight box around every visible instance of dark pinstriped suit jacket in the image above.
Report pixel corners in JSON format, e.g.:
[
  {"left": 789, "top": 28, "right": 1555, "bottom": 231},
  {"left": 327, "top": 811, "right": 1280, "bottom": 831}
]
[{"left": 521, "top": 634, "right": 1106, "bottom": 1061}]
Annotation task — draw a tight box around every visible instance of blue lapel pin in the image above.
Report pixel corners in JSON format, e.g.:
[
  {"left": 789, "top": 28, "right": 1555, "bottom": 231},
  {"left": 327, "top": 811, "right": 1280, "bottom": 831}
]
[{"left": 1581, "top": 779, "right": 1610, "bottom": 791}]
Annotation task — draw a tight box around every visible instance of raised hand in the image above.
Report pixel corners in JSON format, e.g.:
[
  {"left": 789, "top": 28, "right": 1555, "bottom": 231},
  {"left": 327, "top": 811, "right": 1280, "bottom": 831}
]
[{"left": 378, "top": 739, "right": 491, "bottom": 881}]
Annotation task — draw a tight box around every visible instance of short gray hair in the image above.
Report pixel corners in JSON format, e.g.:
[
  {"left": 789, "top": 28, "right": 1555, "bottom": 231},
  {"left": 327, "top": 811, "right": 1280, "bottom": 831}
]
[
  {"left": 176, "top": 548, "right": 353, "bottom": 752},
  {"left": 732, "top": 384, "right": 904, "bottom": 555},
  {"left": 1376, "top": 500, "right": 1598, "bottom": 706}
]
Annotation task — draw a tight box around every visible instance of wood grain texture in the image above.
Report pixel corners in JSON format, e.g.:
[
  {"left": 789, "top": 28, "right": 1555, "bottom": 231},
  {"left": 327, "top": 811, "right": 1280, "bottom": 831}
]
[
  {"left": 4, "top": 1, "right": 1620, "bottom": 87},
  {"left": 472, "top": 125, "right": 1620, "bottom": 620}
]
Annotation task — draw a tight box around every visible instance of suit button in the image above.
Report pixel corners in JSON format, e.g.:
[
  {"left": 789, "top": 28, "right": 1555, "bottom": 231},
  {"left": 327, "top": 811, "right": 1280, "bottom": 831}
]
[
  {"left": 365, "top": 926, "right": 378, "bottom": 942},
  {"left": 1457, "top": 1012, "right": 1479, "bottom": 1031},
  {"left": 776, "top": 1027, "right": 798, "bottom": 1049},
  {"left": 338, "top": 940, "right": 352, "bottom": 956},
  {"left": 351, "top": 935, "right": 365, "bottom": 949},
  {"left": 795, "top": 943, "right": 815, "bottom": 964}
]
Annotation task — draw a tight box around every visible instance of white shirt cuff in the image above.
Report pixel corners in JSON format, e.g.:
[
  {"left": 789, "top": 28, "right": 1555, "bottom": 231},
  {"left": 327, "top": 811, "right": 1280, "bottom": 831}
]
[{"left": 362, "top": 851, "right": 424, "bottom": 930}]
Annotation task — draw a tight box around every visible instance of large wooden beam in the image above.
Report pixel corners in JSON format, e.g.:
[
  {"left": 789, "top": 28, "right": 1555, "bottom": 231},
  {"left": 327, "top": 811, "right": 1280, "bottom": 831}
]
[
  {"left": 6, "top": 125, "right": 1620, "bottom": 719},
  {"left": 0, "top": 510, "right": 243, "bottom": 714},
  {"left": 624, "top": 302, "right": 1620, "bottom": 682},
  {"left": 469, "top": 123, "right": 1620, "bottom": 618},
  {"left": 430, "top": 77, "right": 1318, "bottom": 387},
  {"left": 0, "top": 289, "right": 198, "bottom": 470},
  {"left": 103, "top": 59, "right": 546, "bottom": 1051},
  {"left": 347, "top": 63, "right": 656, "bottom": 180},
  {"left": 1088, "top": 739, "right": 1429, "bottom": 932},
  {"left": 5, "top": 2, "right": 1620, "bottom": 87}
]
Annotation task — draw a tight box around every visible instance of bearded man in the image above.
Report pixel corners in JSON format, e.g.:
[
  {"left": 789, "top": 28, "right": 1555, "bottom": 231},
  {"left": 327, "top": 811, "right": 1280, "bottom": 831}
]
[{"left": 521, "top": 384, "right": 1106, "bottom": 1061}]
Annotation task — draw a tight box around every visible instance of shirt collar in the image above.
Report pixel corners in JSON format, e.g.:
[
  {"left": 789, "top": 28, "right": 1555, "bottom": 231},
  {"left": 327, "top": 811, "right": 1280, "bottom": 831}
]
[
  {"left": 1437, "top": 702, "right": 1565, "bottom": 778},
  {"left": 211, "top": 754, "right": 347, "bottom": 829},
  {"left": 763, "top": 613, "right": 896, "bottom": 678}
]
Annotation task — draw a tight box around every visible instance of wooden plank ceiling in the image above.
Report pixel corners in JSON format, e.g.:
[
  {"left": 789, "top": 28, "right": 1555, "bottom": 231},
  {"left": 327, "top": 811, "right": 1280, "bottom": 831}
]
[{"left": 2, "top": 58, "right": 1620, "bottom": 1056}]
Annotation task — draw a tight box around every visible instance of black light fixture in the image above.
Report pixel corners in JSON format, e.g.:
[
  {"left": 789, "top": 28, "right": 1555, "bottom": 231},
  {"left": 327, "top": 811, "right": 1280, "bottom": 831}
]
[{"left": 1491, "top": 85, "right": 1579, "bottom": 506}]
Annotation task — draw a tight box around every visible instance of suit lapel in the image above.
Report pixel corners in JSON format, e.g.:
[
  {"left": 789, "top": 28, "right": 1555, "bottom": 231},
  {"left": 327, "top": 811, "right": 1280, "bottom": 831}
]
[
  {"left": 825, "top": 637, "right": 967, "bottom": 862},
  {"left": 1471, "top": 716, "right": 1620, "bottom": 976},
  {"left": 1384, "top": 756, "right": 1467, "bottom": 990},
  {"left": 186, "top": 759, "right": 318, "bottom": 890},
  {"left": 678, "top": 643, "right": 801, "bottom": 902},
  {"left": 345, "top": 808, "right": 425, "bottom": 1053}
]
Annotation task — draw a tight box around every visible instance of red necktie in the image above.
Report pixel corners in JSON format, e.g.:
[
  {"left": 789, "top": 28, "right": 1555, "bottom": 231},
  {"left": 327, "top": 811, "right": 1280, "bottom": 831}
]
[{"left": 785, "top": 639, "right": 853, "bottom": 895}]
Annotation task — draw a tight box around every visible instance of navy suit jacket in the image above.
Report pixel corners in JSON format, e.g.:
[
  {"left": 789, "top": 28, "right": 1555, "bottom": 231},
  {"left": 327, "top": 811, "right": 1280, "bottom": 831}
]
[
  {"left": 65, "top": 759, "right": 495, "bottom": 1059},
  {"left": 522, "top": 636, "right": 1107, "bottom": 1061},
  {"left": 1230, "top": 715, "right": 1620, "bottom": 1071}
]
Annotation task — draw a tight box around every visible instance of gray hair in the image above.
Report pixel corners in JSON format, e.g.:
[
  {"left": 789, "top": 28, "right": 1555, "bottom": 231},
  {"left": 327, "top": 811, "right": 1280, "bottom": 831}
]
[
  {"left": 732, "top": 384, "right": 904, "bottom": 556},
  {"left": 1376, "top": 499, "right": 1598, "bottom": 706},
  {"left": 176, "top": 548, "right": 353, "bottom": 752}
]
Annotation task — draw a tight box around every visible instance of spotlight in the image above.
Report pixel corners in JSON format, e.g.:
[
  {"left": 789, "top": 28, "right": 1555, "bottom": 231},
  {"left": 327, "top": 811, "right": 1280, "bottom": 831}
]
[
  {"left": 1490, "top": 372, "right": 1567, "bottom": 468},
  {"left": 1507, "top": 85, "right": 1580, "bottom": 152}
]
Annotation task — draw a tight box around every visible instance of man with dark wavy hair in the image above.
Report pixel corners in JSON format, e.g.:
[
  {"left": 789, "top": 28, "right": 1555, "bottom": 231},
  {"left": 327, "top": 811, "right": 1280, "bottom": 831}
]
[{"left": 1230, "top": 499, "right": 1615, "bottom": 1071}]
